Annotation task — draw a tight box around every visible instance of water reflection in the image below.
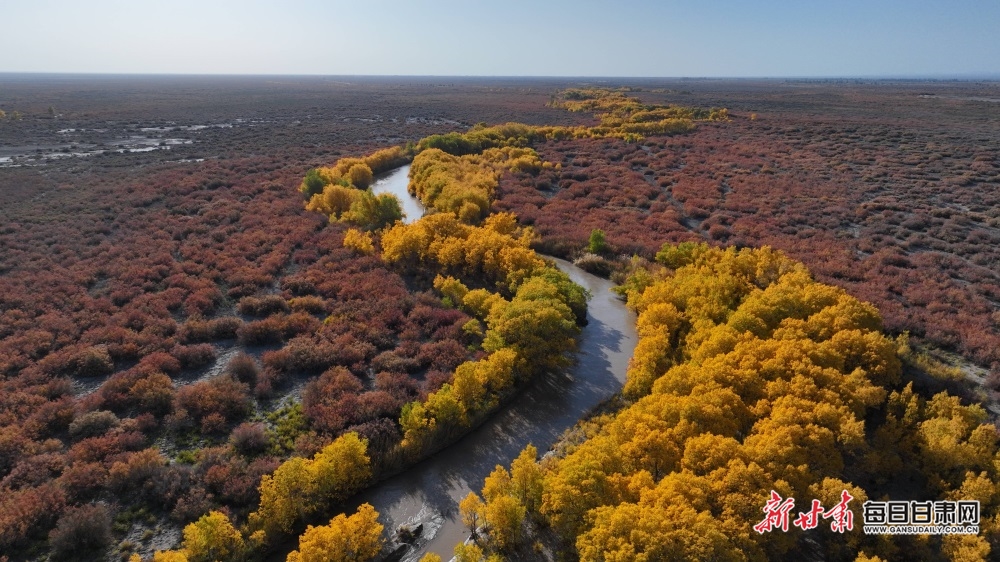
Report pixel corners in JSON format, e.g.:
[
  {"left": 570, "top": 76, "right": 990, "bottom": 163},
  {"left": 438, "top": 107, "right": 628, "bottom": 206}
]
[{"left": 369, "top": 165, "right": 425, "bottom": 225}]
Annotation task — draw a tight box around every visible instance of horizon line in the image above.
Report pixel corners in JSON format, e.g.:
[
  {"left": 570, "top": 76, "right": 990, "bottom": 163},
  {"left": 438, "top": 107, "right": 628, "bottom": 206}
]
[{"left": 1, "top": 71, "right": 999, "bottom": 82}]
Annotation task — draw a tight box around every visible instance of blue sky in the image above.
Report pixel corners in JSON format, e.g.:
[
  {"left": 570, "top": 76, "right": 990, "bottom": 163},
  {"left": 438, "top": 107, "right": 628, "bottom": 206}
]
[{"left": 3, "top": 0, "right": 998, "bottom": 77}]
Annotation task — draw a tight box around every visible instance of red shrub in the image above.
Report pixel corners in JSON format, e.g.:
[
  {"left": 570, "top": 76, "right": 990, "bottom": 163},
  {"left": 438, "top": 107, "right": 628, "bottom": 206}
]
[
  {"left": 171, "top": 343, "right": 216, "bottom": 369},
  {"left": 48, "top": 503, "right": 112, "bottom": 560},
  {"left": 236, "top": 317, "right": 284, "bottom": 345},
  {"left": 1, "top": 453, "right": 66, "bottom": 491},
  {"left": 24, "top": 397, "right": 75, "bottom": 438},
  {"left": 263, "top": 337, "right": 339, "bottom": 374},
  {"left": 128, "top": 372, "right": 176, "bottom": 416},
  {"left": 288, "top": 295, "right": 327, "bottom": 314},
  {"left": 371, "top": 351, "right": 421, "bottom": 374},
  {"left": 0, "top": 427, "right": 32, "bottom": 475},
  {"left": 417, "top": 340, "right": 469, "bottom": 372},
  {"left": 375, "top": 371, "right": 420, "bottom": 402},
  {"left": 136, "top": 351, "right": 182, "bottom": 376},
  {"left": 348, "top": 418, "right": 401, "bottom": 456},
  {"left": 354, "top": 391, "right": 402, "bottom": 423},
  {"left": 229, "top": 422, "right": 270, "bottom": 456},
  {"left": 302, "top": 367, "right": 365, "bottom": 433},
  {"left": 225, "top": 352, "right": 260, "bottom": 385},
  {"left": 237, "top": 294, "right": 290, "bottom": 316},
  {"left": 68, "top": 410, "right": 120, "bottom": 439},
  {"left": 67, "top": 430, "right": 146, "bottom": 465},
  {"left": 0, "top": 482, "right": 67, "bottom": 550},
  {"left": 179, "top": 316, "right": 243, "bottom": 343},
  {"left": 174, "top": 375, "right": 251, "bottom": 426},
  {"left": 56, "top": 461, "right": 109, "bottom": 502},
  {"left": 107, "top": 447, "right": 167, "bottom": 494},
  {"left": 170, "top": 486, "right": 214, "bottom": 524}
]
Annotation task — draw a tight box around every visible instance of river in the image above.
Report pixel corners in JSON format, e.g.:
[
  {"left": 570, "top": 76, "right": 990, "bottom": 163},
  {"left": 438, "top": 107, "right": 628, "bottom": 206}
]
[
  {"left": 336, "top": 166, "right": 638, "bottom": 560},
  {"left": 371, "top": 166, "right": 426, "bottom": 225}
]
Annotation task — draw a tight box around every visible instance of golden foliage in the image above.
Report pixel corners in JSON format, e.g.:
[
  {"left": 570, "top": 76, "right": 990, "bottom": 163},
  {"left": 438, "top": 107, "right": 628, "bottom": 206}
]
[
  {"left": 252, "top": 456, "right": 315, "bottom": 536},
  {"left": 250, "top": 433, "right": 371, "bottom": 540},
  {"left": 510, "top": 444, "right": 544, "bottom": 512},
  {"left": 342, "top": 228, "right": 374, "bottom": 255},
  {"left": 286, "top": 503, "right": 382, "bottom": 562},
  {"left": 483, "top": 494, "right": 526, "bottom": 551},
  {"left": 453, "top": 542, "right": 487, "bottom": 562},
  {"left": 505, "top": 244, "right": 1000, "bottom": 560},
  {"left": 408, "top": 148, "right": 498, "bottom": 223},
  {"left": 153, "top": 552, "right": 190, "bottom": 562},
  {"left": 362, "top": 145, "right": 411, "bottom": 175},
  {"left": 181, "top": 510, "right": 245, "bottom": 562},
  {"left": 433, "top": 275, "right": 469, "bottom": 307},
  {"left": 306, "top": 185, "right": 358, "bottom": 219},
  {"left": 346, "top": 162, "right": 374, "bottom": 189},
  {"left": 942, "top": 534, "right": 991, "bottom": 562},
  {"left": 381, "top": 212, "right": 544, "bottom": 290},
  {"left": 459, "top": 491, "right": 485, "bottom": 533},
  {"left": 387, "top": 214, "right": 582, "bottom": 460}
]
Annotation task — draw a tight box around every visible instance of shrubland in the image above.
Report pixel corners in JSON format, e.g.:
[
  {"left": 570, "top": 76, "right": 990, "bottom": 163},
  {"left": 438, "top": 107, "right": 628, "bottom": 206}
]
[
  {"left": 2, "top": 78, "right": 568, "bottom": 559},
  {"left": 4, "top": 76, "right": 996, "bottom": 561},
  {"left": 463, "top": 244, "right": 999, "bottom": 561},
  {"left": 495, "top": 85, "right": 1000, "bottom": 368}
]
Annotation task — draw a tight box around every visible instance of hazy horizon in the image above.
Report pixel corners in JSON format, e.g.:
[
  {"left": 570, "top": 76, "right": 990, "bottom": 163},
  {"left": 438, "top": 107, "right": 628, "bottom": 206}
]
[
  {"left": 2, "top": 1, "right": 998, "bottom": 78},
  {"left": 2, "top": 72, "right": 999, "bottom": 81}
]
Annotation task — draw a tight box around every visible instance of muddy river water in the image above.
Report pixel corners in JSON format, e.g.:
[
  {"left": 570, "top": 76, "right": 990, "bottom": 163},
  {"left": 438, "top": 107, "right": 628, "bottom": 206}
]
[{"left": 301, "top": 166, "right": 638, "bottom": 560}]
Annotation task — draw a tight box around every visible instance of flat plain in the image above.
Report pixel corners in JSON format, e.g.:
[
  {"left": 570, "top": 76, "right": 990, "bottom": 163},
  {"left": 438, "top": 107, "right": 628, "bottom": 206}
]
[{"left": 1, "top": 75, "right": 998, "bottom": 560}]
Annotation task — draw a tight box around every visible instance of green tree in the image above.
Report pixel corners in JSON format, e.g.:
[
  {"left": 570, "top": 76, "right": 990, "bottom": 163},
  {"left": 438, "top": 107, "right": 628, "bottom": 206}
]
[
  {"left": 343, "top": 191, "right": 403, "bottom": 231},
  {"left": 399, "top": 401, "right": 433, "bottom": 449},
  {"left": 300, "top": 168, "right": 327, "bottom": 197},
  {"left": 425, "top": 383, "right": 468, "bottom": 428},
  {"left": 483, "top": 289, "right": 577, "bottom": 372},
  {"left": 587, "top": 229, "right": 609, "bottom": 254},
  {"left": 654, "top": 241, "right": 704, "bottom": 269}
]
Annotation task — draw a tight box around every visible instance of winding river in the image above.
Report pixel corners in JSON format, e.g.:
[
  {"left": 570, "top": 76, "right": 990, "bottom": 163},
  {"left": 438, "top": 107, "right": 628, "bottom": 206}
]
[{"left": 337, "top": 167, "right": 638, "bottom": 560}]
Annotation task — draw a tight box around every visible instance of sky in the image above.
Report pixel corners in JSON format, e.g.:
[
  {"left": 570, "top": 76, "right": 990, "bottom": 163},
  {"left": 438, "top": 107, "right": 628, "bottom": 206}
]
[{"left": 2, "top": 0, "right": 998, "bottom": 77}]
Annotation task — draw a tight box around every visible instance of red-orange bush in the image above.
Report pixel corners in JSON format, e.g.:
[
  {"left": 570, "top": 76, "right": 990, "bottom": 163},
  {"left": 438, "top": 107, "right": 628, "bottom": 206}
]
[{"left": 174, "top": 375, "right": 251, "bottom": 427}]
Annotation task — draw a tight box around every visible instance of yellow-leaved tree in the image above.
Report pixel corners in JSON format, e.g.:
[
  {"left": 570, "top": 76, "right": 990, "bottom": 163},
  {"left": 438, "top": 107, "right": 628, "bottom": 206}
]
[
  {"left": 343, "top": 228, "right": 374, "bottom": 254},
  {"left": 286, "top": 503, "right": 382, "bottom": 562},
  {"left": 182, "top": 510, "right": 245, "bottom": 562},
  {"left": 250, "top": 433, "right": 371, "bottom": 541},
  {"left": 503, "top": 244, "right": 1000, "bottom": 561}
]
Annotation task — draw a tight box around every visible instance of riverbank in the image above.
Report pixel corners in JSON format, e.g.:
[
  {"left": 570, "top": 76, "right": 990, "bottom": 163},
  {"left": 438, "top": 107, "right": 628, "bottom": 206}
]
[{"left": 258, "top": 166, "right": 638, "bottom": 562}]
